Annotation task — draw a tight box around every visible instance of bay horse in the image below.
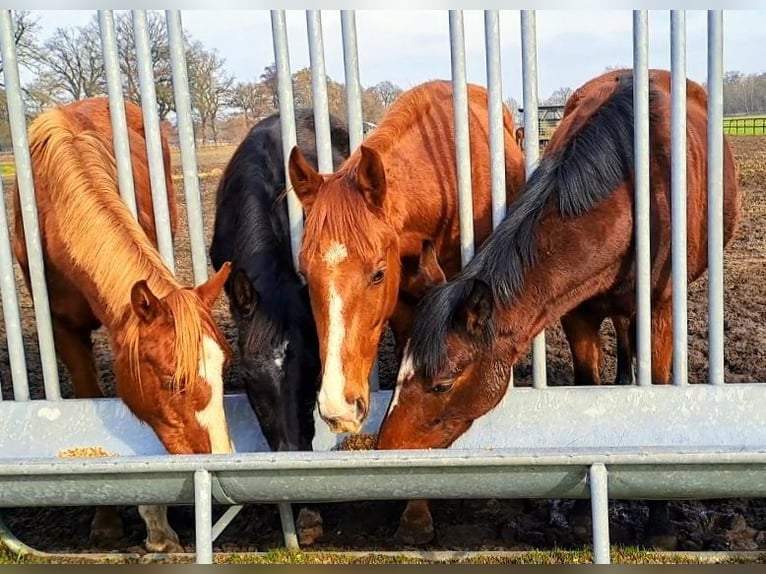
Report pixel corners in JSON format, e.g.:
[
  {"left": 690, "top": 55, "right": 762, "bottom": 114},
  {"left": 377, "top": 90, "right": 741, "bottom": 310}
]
[
  {"left": 287, "top": 79, "right": 527, "bottom": 544},
  {"left": 209, "top": 108, "right": 350, "bottom": 544},
  {"left": 377, "top": 69, "right": 741, "bottom": 549},
  {"left": 12, "top": 97, "right": 233, "bottom": 553}
]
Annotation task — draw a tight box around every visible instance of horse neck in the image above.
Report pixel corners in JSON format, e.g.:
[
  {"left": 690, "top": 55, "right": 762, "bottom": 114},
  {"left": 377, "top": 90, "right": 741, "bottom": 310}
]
[
  {"left": 491, "top": 193, "right": 633, "bottom": 364},
  {"left": 48, "top": 192, "right": 182, "bottom": 329}
]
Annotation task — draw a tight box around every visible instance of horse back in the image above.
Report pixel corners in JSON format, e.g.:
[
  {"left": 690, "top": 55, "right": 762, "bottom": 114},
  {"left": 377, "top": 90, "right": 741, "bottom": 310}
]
[
  {"left": 210, "top": 109, "right": 350, "bottom": 275},
  {"left": 11, "top": 97, "right": 176, "bottom": 273}
]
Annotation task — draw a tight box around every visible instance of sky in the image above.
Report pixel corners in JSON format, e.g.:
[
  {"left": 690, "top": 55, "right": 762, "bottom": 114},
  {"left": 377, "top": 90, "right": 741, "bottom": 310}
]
[{"left": 27, "top": 10, "right": 766, "bottom": 104}]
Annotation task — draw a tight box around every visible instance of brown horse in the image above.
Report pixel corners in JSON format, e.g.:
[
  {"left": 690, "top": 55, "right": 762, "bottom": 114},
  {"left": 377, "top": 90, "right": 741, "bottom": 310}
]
[
  {"left": 12, "top": 97, "right": 233, "bottom": 553},
  {"left": 514, "top": 126, "right": 525, "bottom": 151},
  {"left": 288, "top": 79, "right": 526, "bottom": 433},
  {"left": 288, "top": 80, "right": 526, "bottom": 545},
  {"left": 378, "top": 69, "right": 741, "bottom": 548}
]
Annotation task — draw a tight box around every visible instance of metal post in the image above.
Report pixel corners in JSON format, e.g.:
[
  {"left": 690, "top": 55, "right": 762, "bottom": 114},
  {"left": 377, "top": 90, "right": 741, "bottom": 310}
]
[
  {"left": 521, "top": 10, "right": 547, "bottom": 389},
  {"left": 271, "top": 10, "right": 302, "bottom": 271},
  {"left": 0, "top": 11, "right": 61, "bottom": 400},
  {"left": 306, "top": 10, "right": 334, "bottom": 175},
  {"left": 633, "top": 10, "right": 652, "bottom": 387},
  {"left": 194, "top": 470, "right": 213, "bottom": 564},
  {"left": 707, "top": 10, "right": 725, "bottom": 386},
  {"left": 341, "top": 9, "right": 380, "bottom": 393},
  {"left": 98, "top": 10, "right": 138, "bottom": 220},
  {"left": 449, "top": 10, "right": 475, "bottom": 267},
  {"left": 589, "top": 463, "right": 611, "bottom": 564},
  {"left": 485, "top": 10, "right": 506, "bottom": 231},
  {"left": 278, "top": 503, "right": 299, "bottom": 551},
  {"left": 132, "top": 10, "right": 176, "bottom": 272},
  {"left": 670, "top": 10, "right": 688, "bottom": 386},
  {"left": 485, "top": 9, "right": 513, "bottom": 389},
  {"left": 341, "top": 10, "right": 364, "bottom": 151},
  {"left": 0, "top": 176, "right": 29, "bottom": 401},
  {"left": 166, "top": 10, "right": 208, "bottom": 285}
]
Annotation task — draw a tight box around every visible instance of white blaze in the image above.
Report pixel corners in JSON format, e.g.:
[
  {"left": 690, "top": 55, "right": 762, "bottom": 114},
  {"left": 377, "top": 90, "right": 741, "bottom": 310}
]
[
  {"left": 388, "top": 343, "right": 414, "bottom": 416},
  {"left": 318, "top": 241, "right": 354, "bottom": 422},
  {"left": 196, "top": 335, "right": 234, "bottom": 454}
]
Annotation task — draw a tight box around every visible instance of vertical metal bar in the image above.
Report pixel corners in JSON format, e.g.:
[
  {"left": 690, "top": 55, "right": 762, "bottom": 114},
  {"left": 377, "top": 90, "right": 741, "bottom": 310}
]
[
  {"left": 166, "top": 10, "right": 208, "bottom": 285},
  {"left": 194, "top": 470, "right": 213, "bottom": 564},
  {"left": 99, "top": 10, "right": 138, "bottom": 221},
  {"left": 341, "top": 10, "right": 364, "bottom": 151},
  {"left": 306, "top": 11, "right": 334, "bottom": 176},
  {"left": 132, "top": 9, "right": 176, "bottom": 272},
  {"left": 707, "top": 10, "right": 725, "bottom": 386},
  {"left": 485, "top": 10, "right": 506, "bottom": 231},
  {"left": 485, "top": 9, "right": 513, "bottom": 389},
  {"left": 271, "top": 10, "right": 302, "bottom": 271},
  {"left": 341, "top": 9, "right": 380, "bottom": 393},
  {"left": 0, "top": 11, "right": 61, "bottom": 400},
  {"left": 670, "top": 10, "right": 688, "bottom": 386},
  {"left": 589, "top": 463, "right": 611, "bottom": 564},
  {"left": 0, "top": 176, "right": 29, "bottom": 401},
  {"left": 278, "top": 503, "right": 299, "bottom": 551},
  {"left": 521, "top": 10, "right": 547, "bottom": 389},
  {"left": 633, "top": 10, "right": 652, "bottom": 387},
  {"left": 449, "top": 10, "right": 475, "bottom": 267}
]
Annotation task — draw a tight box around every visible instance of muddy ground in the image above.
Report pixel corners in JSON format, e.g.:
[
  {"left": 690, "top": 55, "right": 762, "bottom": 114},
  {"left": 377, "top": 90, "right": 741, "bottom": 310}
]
[{"left": 1, "top": 136, "right": 765, "bottom": 554}]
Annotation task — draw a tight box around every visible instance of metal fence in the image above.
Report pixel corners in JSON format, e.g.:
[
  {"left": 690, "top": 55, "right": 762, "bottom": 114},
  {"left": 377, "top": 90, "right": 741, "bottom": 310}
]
[
  {"left": 1, "top": 9, "right": 765, "bottom": 566},
  {"left": 723, "top": 115, "right": 766, "bottom": 135}
]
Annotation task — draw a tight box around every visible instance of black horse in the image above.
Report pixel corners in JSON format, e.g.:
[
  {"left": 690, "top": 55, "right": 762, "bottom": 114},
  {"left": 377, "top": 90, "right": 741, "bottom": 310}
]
[
  {"left": 210, "top": 109, "right": 350, "bottom": 545},
  {"left": 210, "top": 108, "right": 350, "bottom": 452}
]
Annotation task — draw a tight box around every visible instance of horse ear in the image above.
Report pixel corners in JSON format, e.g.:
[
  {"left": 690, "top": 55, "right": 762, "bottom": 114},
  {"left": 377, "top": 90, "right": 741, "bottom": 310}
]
[
  {"left": 356, "top": 145, "right": 386, "bottom": 210},
  {"left": 418, "top": 240, "right": 446, "bottom": 289},
  {"left": 453, "top": 278, "right": 494, "bottom": 339},
  {"left": 232, "top": 269, "right": 257, "bottom": 316},
  {"left": 288, "top": 146, "right": 323, "bottom": 212},
  {"left": 131, "top": 280, "right": 163, "bottom": 324},
  {"left": 196, "top": 261, "right": 232, "bottom": 308}
]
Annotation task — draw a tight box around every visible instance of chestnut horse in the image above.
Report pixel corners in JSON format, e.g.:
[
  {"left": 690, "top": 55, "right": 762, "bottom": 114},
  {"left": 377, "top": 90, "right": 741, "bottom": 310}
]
[
  {"left": 378, "top": 69, "right": 741, "bottom": 549},
  {"left": 288, "top": 80, "right": 526, "bottom": 544},
  {"left": 12, "top": 98, "right": 233, "bottom": 553},
  {"left": 288, "top": 79, "right": 526, "bottom": 433}
]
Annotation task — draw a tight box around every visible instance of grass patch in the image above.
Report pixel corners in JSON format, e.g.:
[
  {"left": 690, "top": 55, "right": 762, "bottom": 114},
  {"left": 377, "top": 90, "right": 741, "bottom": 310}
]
[
  {"left": 0, "top": 163, "right": 15, "bottom": 178},
  {"left": 4, "top": 543, "right": 766, "bottom": 565}
]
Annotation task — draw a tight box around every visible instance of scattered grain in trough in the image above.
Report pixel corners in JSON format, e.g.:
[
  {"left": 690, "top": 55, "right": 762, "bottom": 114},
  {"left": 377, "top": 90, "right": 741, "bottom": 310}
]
[{"left": 57, "top": 446, "right": 117, "bottom": 458}]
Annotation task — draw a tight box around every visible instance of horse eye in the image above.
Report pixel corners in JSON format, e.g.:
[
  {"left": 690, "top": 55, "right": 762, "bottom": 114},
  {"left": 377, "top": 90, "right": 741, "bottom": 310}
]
[
  {"left": 431, "top": 380, "right": 454, "bottom": 394},
  {"left": 371, "top": 268, "right": 385, "bottom": 285}
]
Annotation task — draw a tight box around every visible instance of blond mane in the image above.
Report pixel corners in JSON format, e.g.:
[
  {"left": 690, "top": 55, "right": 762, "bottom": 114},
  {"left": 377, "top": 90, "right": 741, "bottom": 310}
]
[{"left": 27, "top": 106, "right": 214, "bottom": 393}]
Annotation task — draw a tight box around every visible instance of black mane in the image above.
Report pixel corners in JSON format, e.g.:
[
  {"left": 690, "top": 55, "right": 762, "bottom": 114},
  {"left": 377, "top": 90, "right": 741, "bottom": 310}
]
[
  {"left": 209, "top": 108, "right": 350, "bottom": 355},
  {"left": 409, "top": 72, "right": 653, "bottom": 378}
]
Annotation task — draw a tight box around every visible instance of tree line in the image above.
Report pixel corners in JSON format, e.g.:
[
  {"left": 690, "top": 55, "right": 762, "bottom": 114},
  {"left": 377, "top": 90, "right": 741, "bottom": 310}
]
[
  {"left": 1, "top": 11, "right": 764, "bottom": 151},
  {"left": 0, "top": 11, "right": 405, "bottom": 150}
]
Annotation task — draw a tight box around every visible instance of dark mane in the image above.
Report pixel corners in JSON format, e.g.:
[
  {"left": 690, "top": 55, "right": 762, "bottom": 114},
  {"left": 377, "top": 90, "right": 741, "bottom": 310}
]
[
  {"left": 409, "top": 72, "right": 652, "bottom": 378},
  {"left": 210, "top": 108, "right": 349, "bottom": 354}
]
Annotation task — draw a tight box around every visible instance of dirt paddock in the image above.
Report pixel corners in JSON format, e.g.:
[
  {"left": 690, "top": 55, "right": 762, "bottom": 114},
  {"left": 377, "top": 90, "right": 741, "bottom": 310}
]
[{"left": 1, "top": 136, "right": 765, "bottom": 555}]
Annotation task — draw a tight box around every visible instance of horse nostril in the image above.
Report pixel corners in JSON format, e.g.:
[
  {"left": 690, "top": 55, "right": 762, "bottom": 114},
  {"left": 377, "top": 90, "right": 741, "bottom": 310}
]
[{"left": 355, "top": 398, "right": 367, "bottom": 421}]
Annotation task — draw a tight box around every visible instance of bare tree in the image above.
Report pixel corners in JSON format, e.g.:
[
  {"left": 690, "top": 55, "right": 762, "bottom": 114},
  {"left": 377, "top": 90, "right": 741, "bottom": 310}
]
[
  {"left": 373, "top": 80, "right": 402, "bottom": 108},
  {"left": 259, "top": 63, "right": 279, "bottom": 109},
  {"left": 542, "top": 86, "right": 573, "bottom": 106},
  {"left": 37, "top": 25, "right": 105, "bottom": 101},
  {"left": 187, "top": 43, "right": 234, "bottom": 143},
  {"left": 0, "top": 11, "right": 41, "bottom": 83},
  {"left": 227, "top": 81, "right": 267, "bottom": 123},
  {"left": 112, "top": 10, "right": 177, "bottom": 119}
]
